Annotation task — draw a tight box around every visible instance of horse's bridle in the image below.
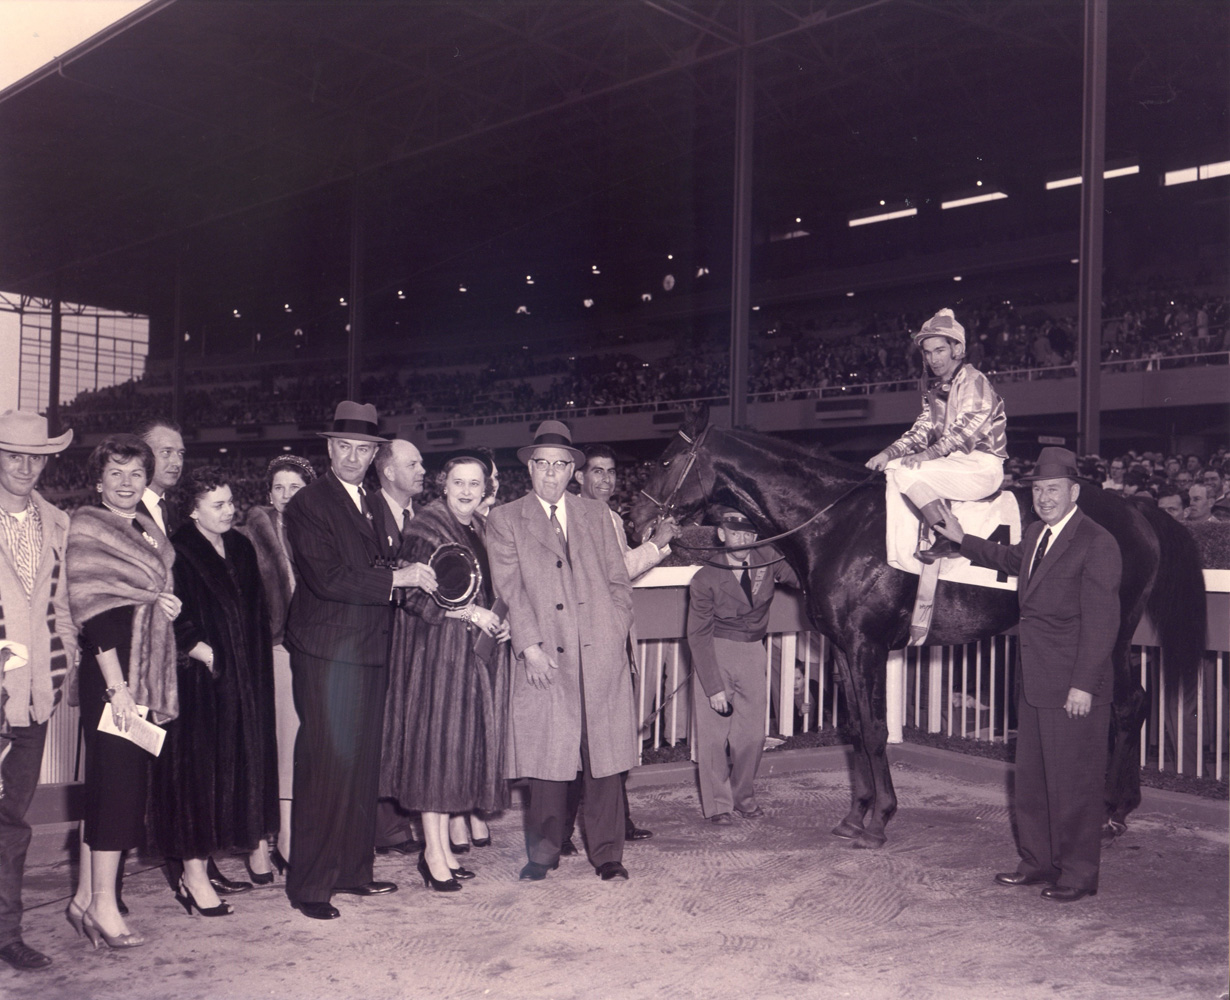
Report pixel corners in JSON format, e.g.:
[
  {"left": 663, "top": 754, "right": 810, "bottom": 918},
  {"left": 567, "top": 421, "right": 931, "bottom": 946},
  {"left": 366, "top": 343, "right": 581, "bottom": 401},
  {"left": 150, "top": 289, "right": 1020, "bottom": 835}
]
[{"left": 638, "top": 425, "right": 878, "bottom": 566}]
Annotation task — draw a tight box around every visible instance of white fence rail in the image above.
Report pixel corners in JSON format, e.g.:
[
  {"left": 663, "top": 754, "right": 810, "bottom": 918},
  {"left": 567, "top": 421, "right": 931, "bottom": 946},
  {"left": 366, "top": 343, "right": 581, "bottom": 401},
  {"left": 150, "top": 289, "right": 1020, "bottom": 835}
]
[{"left": 633, "top": 633, "right": 1230, "bottom": 782}]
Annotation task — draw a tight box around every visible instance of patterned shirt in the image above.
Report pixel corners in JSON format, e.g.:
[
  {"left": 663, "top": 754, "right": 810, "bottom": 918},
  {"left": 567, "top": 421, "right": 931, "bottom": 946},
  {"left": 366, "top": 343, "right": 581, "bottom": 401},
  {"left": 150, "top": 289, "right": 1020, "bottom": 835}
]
[
  {"left": 0, "top": 498, "right": 43, "bottom": 595},
  {"left": 884, "top": 363, "right": 1008, "bottom": 462}
]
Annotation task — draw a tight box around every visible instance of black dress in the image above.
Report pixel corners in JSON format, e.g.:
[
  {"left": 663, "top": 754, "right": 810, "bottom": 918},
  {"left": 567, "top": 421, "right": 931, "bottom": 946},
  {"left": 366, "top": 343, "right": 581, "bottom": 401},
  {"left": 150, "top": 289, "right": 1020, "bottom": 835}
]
[
  {"left": 79, "top": 604, "right": 150, "bottom": 851},
  {"left": 146, "top": 525, "right": 278, "bottom": 859}
]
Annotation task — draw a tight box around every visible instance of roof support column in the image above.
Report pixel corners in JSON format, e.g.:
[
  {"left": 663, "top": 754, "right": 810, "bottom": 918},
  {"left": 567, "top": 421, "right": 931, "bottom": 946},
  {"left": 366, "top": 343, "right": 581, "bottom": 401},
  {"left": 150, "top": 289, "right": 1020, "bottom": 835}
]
[
  {"left": 47, "top": 290, "right": 61, "bottom": 434},
  {"left": 1077, "top": 0, "right": 1107, "bottom": 458},
  {"left": 347, "top": 173, "right": 365, "bottom": 402},
  {"left": 728, "top": 0, "right": 754, "bottom": 430}
]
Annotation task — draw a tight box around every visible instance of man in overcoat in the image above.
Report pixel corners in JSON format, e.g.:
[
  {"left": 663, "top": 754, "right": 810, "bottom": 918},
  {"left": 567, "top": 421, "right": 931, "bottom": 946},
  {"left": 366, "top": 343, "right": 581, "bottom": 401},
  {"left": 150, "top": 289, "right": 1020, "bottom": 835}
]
[
  {"left": 282, "top": 402, "right": 436, "bottom": 919},
  {"left": 936, "top": 447, "right": 1121, "bottom": 902},
  {"left": 486, "top": 421, "right": 636, "bottom": 881},
  {"left": 0, "top": 410, "right": 76, "bottom": 970}
]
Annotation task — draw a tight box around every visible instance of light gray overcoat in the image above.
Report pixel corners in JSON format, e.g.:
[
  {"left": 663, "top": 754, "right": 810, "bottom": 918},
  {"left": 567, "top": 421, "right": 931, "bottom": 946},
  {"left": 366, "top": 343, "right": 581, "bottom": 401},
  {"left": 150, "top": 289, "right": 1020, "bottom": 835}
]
[{"left": 486, "top": 490, "right": 635, "bottom": 781}]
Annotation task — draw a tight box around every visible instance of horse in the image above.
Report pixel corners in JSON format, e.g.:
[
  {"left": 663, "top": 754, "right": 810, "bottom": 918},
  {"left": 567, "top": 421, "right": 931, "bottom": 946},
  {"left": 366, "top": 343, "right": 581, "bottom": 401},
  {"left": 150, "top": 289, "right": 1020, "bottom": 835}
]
[{"left": 631, "top": 411, "right": 1206, "bottom": 849}]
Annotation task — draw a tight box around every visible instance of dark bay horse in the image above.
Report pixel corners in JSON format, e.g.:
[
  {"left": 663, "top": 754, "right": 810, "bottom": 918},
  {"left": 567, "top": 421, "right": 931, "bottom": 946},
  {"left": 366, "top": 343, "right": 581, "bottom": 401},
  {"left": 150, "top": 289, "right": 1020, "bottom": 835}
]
[{"left": 631, "top": 413, "right": 1206, "bottom": 848}]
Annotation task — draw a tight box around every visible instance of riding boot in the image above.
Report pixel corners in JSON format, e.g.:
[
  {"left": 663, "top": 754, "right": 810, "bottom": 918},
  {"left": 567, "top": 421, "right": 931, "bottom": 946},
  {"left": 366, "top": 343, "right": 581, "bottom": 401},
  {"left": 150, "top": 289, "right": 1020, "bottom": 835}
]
[{"left": 915, "top": 499, "right": 960, "bottom": 564}]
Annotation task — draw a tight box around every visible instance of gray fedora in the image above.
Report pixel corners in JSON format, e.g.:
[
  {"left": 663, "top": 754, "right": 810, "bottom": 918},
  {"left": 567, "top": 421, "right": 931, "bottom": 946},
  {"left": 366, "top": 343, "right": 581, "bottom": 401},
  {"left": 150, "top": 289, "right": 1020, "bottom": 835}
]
[
  {"left": 318, "top": 401, "right": 388, "bottom": 443},
  {"left": 1019, "top": 447, "right": 1084, "bottom": 483},
  {"left": 517, "top": 420, "right": 585, "bottom": 465}
]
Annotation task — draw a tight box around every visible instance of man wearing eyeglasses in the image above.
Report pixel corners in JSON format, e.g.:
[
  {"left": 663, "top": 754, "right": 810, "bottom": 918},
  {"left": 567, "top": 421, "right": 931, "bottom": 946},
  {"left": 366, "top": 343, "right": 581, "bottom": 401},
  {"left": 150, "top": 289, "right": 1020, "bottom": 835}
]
[{"left": 486, "top": 421, "right": 636, "bottom": 882}]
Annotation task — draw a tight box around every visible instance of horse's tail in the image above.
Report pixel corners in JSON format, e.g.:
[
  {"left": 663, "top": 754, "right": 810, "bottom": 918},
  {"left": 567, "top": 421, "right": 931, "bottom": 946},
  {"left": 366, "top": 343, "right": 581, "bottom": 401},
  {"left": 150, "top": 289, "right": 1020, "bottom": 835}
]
[{"left": 1140, "top": 502, "right": 1207, "bottom": 689}]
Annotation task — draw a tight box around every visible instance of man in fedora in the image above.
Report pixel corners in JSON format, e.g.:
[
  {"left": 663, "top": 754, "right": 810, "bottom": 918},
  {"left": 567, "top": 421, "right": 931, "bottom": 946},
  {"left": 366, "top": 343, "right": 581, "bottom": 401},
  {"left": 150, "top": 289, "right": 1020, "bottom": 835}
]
[
  {"left": 282, "top": 402, "right": 437, "bottom": 919},
  {"left": 0, "top": 410, "right": 77, "bottom": 970},
  {"left": 486, "top": 421, "right": 636, "bottom": 881},
  {"left": 936, "top": 447, "right": 1121, "bottom": 903}
]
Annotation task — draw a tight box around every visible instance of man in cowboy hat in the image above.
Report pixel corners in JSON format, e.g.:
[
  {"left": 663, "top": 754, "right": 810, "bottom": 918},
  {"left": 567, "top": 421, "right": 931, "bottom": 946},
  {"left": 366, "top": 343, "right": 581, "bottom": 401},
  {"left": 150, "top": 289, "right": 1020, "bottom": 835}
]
[
  {"left": 686, "top": 506, "right": 799, "bottom": 825},
  {"left": 866, "top": 308, "right": 1008, "bottom": 562},
  {"left": 486, "top": 420, "right": 636, "bottom": 881},
  {"left": 0, "top": 410, "right": 77, "bottom": 970},
  {"left": 282, "top": 402, "right": 437, "bottom": 919},
  {"left": 935, "top": 447, "right": 1121, "bottom": 903}
]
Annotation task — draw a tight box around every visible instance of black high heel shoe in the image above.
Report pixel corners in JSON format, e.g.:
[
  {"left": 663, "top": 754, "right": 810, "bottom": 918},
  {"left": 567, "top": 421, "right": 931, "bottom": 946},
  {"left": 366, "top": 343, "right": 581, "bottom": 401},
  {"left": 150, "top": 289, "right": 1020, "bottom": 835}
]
[
  {"left": 206, "top": 857, "right": 253, "bottom": 895},
  {"left": 244, "top": 855, "right": 275, "bottom": 886},
  {"left": 449, "top": 864, "right": 476, "bottom": 880},
  {"left": 175, "top": 879, "right": 234, "bottom": 917},
  {"left": 448, "top": 838, "right": 471, "bottom": 854},
  {"left": 417, "top": 853, "right": 461, "bottom": 893},
  {"left": 470, "top": 836, "right": 492, "bottom": 848},
  {"left": 270, "top": 847, "right": 289, "bottom": 875}
]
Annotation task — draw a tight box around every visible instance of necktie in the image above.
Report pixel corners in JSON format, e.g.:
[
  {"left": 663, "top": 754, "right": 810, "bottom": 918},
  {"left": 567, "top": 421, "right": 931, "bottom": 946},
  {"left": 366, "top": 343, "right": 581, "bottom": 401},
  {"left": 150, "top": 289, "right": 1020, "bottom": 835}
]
[
  {"left": 400, "top": 507, "right": 410, "bottom": 539},
  {"left": 739, "top": 561, "right": 754, "bottom": 604},
  {"left": 158, "top": 497, "right": 171, "bottom": 533},
  {"left": 1029, "top": 527, "right": 1051, "bottom": 580},
  {"left": 550, "top": 504, "right": 570, "bottom": 565}
]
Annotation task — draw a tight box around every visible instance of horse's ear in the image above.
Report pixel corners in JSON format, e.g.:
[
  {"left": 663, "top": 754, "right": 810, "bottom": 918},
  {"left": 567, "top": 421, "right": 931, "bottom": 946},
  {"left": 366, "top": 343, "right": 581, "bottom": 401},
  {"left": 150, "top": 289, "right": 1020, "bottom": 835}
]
[{"left": 683, "top": 402, "right": 709, "bottom": 436}]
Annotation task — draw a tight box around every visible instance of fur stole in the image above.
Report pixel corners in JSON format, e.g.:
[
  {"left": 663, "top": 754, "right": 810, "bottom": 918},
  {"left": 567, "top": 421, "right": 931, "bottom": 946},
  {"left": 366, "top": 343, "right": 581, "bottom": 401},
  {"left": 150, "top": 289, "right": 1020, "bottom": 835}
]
[
  {"left": 67, "top": 505, "right": 179, "bottom": 723},
  {"left": 236, "top": 505, "right": 293, "bottom": 644}
]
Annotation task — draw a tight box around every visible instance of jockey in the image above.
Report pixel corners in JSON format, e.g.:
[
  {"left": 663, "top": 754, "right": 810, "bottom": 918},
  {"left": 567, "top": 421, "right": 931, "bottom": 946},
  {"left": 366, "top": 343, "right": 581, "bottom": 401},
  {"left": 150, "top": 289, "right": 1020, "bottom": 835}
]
[{"left": 866, "top": 308, "right": 1007, "bottom": 563}]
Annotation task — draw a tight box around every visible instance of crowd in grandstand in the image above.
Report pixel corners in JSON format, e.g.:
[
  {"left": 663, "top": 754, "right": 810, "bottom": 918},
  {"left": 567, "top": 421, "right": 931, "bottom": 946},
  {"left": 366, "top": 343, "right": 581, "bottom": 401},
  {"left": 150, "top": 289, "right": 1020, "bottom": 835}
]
[{"left": 55, "top": 286, "right": 1227, "bottom": 433}]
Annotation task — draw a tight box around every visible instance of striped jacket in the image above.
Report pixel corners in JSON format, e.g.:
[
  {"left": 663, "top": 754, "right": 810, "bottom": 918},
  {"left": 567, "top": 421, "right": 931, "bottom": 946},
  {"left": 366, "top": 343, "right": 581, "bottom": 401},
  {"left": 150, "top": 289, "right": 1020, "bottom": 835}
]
[
  {"left": 0, "top": 490, "right": 77, "bottom": 731},
  {"left": 884, "top": 363, "right": 1008, "bottom": 462}
]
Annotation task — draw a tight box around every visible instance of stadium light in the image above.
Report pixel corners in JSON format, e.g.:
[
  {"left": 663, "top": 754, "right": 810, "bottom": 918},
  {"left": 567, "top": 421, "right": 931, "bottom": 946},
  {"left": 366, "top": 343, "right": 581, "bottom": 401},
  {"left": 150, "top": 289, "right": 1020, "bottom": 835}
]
[
  {"left": 848, "top": 205, "right": 916, "bottom": 227},
  {"left": 941, "top": 191, "right": 1008, "bottom": 210},
  {"left": 1046, "top": 162, "right": 1140, "bottom": 189}
]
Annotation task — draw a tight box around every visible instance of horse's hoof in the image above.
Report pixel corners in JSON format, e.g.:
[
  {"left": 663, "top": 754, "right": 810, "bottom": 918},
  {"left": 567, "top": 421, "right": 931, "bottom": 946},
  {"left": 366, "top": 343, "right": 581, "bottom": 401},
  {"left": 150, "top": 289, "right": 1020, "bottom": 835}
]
[
  {"left": 831, "top": 820, "right": 863, "bottom": 840},
  {"left": 851, "top": 830, "right": 887, "bottom": 850},
  {"left": 1101, "top": 819, "right": 1128, "bottom": 847}
]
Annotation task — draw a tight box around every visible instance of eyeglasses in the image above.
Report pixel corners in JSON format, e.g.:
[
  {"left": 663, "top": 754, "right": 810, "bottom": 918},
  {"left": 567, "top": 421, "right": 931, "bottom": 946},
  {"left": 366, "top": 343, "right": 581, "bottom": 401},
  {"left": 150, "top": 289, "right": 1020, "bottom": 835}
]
[{"left": 532, "top": 459, "right": 574, "bottom": 473}]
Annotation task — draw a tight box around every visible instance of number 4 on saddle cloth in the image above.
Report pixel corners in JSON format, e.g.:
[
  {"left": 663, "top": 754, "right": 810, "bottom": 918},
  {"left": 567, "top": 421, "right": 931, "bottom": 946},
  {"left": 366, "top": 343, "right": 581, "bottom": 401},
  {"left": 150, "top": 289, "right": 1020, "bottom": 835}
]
[{"left": 885, "top": 489, "right": 1022, "bottom": 645}]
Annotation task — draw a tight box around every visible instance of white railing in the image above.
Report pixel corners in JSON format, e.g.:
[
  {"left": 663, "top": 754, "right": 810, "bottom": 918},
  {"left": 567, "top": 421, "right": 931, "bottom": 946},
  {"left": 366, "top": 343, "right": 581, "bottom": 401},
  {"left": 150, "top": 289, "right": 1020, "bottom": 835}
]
[{"left": 633, "top": 632, "right": 1229, "bottom": 782}]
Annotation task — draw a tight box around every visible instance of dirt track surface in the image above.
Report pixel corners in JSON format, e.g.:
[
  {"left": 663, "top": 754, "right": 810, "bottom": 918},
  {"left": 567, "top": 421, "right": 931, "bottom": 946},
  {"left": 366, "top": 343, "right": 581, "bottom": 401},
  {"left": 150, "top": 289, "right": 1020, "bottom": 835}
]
[{"left": 8, "top": 753, "right": 1228, "bottom": 1000}]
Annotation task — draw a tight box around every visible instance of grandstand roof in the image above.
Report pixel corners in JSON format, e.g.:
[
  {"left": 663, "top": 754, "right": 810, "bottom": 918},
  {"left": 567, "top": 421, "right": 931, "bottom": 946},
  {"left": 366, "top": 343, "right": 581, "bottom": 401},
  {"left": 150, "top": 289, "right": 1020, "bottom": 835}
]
[{"left": 0, "top": 0, "right": 1225, "bottom": 354}]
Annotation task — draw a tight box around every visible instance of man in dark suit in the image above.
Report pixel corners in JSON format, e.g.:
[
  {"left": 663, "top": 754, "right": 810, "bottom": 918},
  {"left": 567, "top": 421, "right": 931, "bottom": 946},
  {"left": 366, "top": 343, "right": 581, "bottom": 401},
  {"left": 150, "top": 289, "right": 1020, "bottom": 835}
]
[
  {"left": 134, "top": 419, "right": 184, "bottom": 537},
  {"left": 936, "top": 447, "right": 1121, "bottom": 903},
  {"left": 282, "top": 402, "right": 437, "bottom": 920}
]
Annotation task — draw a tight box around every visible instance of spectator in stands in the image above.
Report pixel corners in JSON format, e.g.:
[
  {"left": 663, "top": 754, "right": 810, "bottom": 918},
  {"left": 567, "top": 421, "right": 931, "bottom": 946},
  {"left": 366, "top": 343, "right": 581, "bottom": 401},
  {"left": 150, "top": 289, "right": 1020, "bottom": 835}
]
[
  {"left": 1184, "top": 483, "right": 1217, "bottom": 524},
  {"left": 1103, "top": 457, "right": 1126, "bottom": 492},
  {"left": 1155, "top": 486, "right": 1186, "bottom": 521},
  {"left": 1121, "top": 468, "right": 1153, "bottom": 500}
]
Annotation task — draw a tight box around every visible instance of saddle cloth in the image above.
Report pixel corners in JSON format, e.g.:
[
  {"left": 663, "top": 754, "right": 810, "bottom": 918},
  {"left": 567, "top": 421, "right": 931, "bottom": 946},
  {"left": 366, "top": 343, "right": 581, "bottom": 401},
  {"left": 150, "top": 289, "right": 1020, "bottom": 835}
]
[{"left": 885, "top": 488, "right": 1021, "bottom": 591}]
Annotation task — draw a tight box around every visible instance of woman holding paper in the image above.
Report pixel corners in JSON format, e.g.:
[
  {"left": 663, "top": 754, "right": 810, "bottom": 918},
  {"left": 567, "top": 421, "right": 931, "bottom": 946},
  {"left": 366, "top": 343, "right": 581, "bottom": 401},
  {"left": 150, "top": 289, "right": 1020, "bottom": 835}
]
[
  {"left": 379, "top": 452, "right": 511, "bottom": 891},
  {"left": 66, "top": 435, "right": 181, "bottom": 949},
  {"left": 147, "top": 467, "right": 277, "bottom": 917}
]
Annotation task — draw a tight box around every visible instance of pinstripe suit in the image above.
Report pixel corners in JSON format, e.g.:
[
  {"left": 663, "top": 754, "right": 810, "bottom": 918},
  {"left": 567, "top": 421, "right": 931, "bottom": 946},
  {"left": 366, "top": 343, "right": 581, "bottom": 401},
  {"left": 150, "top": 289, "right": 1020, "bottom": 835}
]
[{"left": 282, "top": 471, "right": 395, "bottom": 904}]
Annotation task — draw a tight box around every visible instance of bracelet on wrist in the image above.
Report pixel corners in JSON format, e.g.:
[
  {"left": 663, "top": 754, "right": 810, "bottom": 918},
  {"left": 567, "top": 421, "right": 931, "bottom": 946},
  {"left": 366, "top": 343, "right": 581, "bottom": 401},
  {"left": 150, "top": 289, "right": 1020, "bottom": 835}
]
[{"left": 105, "top": 681, "right": 128, "bottom": 701}]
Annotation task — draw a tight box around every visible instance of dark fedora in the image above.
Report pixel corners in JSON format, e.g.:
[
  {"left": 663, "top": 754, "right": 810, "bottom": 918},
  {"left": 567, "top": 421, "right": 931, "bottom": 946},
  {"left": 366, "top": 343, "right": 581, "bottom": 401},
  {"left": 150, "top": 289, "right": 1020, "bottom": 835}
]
[
  {"left": 318, "top": 401, "right": 388, "bottom": 444},
  {"left": 516, "top": 420, "right": 585, "bottom": 465},
  {"left": 1019, "top": 446, "right": 1084, "bottom": 483}
]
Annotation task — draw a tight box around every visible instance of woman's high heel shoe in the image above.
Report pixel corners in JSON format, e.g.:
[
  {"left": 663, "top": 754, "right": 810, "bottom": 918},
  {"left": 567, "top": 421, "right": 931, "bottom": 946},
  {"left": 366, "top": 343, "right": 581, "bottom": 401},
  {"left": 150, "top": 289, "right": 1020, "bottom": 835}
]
[
  {"left": 470, "top": 836, "right": 492, "bottom": 848},
  {"left": 270, "top": 847, "right": 289, "bottom": 875},
  {"left": 417, "top": 853, "right": 461, "bottom": 893},
  {"left": 448, "top": 839, "right": 471, "bottom": 854},
  {"left": 206, "top": 857, "right": 252, "bottom": 895},
  {"left": 81, "top": 911, "right": 145, "bottom": 950},
  {"left": 175, "top": 880, "right": 234, "bottom": 917},
  {"left": 450, "top": 864, "right": 476, "bottom": 880},
  {"left": 65, "top": 900, "right": 86, "bottom": 938},
  {"left": 244, "top": 856, "right": 275, "bottom": 886}
]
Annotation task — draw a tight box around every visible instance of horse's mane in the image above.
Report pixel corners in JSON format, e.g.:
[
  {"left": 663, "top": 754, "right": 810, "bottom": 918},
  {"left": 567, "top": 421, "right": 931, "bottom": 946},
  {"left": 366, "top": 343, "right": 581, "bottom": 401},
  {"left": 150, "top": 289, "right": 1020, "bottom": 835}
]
[{"left": 719, "top": 426, "right": 875, "bottom": 485}]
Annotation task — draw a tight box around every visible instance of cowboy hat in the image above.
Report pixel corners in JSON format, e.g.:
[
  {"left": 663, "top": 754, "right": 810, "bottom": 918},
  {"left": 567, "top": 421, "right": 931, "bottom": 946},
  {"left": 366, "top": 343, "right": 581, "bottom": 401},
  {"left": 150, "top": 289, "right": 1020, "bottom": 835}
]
[
  {"left": 317, "top": 401, "right": 388, "bottom": 443},
  {"left": 516, "top": 420, "right": 585, "bottom": 465},
  {"left": 0, "top": 410, "right": 73, "bottom": 454}
]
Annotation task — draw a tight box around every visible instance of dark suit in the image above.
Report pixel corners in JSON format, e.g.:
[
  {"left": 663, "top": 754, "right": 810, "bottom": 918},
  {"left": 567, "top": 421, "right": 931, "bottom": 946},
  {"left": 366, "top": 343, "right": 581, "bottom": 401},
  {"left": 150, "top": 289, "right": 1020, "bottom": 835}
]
[
  {"left": 960, "top": 507, "right": 1121, "bottom": 890},
  {"left": 282, "top": 472, "right": 395, "bottom": 904},
  {"left": 138, "top": 490, "right": 180, "bottom": 539}
]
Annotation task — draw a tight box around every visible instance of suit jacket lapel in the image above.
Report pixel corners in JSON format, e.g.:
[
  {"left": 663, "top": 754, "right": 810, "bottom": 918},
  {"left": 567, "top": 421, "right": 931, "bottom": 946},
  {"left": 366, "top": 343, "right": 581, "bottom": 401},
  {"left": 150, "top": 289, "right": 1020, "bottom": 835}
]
[
  {"left": 523, "top": 493, "right": 567, "bottom": 563},
  {"left": 1023, "top": 509, "right": 1081, "bottom": 596},
  {"left": 326, "top": 472, "right": 383, "bottom": 558}
]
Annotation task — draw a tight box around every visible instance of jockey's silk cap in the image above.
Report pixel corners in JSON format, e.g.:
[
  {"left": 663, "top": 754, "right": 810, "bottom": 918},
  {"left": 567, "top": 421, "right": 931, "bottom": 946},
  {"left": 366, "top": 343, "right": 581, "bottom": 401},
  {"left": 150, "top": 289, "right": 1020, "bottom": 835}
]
[
  {"left": 912, "top": 308, "right": 965, "bottom": 351},
  {"left": 517, "top": 419, "right": 585, "bottom": 465},
  {"left": 0, "top": 409, "right": 73, "bottom": 454},
  {"left": 710, "top": 505, "right": 757, "bottom": 533},
  {"left": 318, "top": 400, "right": 388, "bottom": 443},
  {"left": 1019, "top": 446, "right": 1084, "bottom": 483}
]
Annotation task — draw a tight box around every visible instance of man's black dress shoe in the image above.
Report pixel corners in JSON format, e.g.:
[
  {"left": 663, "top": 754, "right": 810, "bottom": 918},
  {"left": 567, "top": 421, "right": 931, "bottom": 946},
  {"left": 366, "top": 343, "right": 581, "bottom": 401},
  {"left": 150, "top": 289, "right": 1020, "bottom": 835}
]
[
  {"left": 596, "top": 861, "right": 629, "bottom": 881},
  {"left": 334, "top": 881, "right": 398, "bottom": 896},
  {"left": 207, "top": 858, "right": 253, "bottom": 895},
  {"left": 559, "top": 838, "right": 579, "bottom": 856},
  {"left": 294, "top": 901, "right": 340, "bottom": 920},
  {"left": 1041, "top": 885, "right": 1097, "bottom": 903},
  {"left": 376, "top": 838, "right": 425, "bottom": 856},
  {"left": 0, "top": 940, "right": 53, "bottom": 971},
  {"left": 625, "top": 826, "right": 653, "bottom": 840},
  {"left": 734, "top": 805, "right": 765, "bottom": 819},
  {"left": 519, "top": 860, "right": 558, "bottom": 881},
  {"left": 994, "top": 871, "right": 1052, "bottom": 887}
]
